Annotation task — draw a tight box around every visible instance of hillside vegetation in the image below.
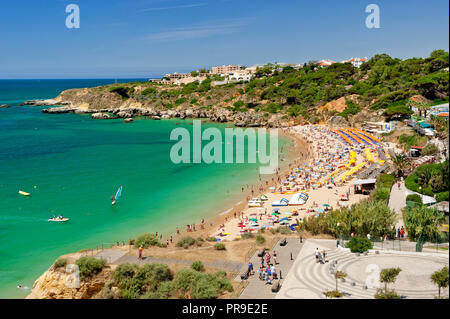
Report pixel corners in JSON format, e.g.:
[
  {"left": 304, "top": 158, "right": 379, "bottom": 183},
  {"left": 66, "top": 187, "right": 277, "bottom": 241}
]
[{"left": 54, "top": 50, "right": 449, "bottom": 126}]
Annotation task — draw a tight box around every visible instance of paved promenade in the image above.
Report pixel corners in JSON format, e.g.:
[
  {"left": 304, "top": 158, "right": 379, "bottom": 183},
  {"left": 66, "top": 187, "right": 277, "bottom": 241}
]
[
  {"left": 276, "top": 239, "right": 449, "bottom": 299},
  {"left": 388, "top": 181, "right": 406, "bottom": 229},
  {"left": 237, "top": 237, "right": 304, "bottom": 299}
]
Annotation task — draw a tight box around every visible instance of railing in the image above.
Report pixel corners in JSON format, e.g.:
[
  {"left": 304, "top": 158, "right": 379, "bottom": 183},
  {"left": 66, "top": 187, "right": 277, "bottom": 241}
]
[
  {"left": 338, "top": 234, "right": 449, "bottom": 253},
  {"left": 244, "top": 243, "right": 257, "bottom": 263},
  {"left": 243, "top": 234, "right": 281, "bottom": 262},
  {"left": 78, "top": 241, "right": 129, "bottom": 257},
  {"left": 231, "top": 279, "right": 249, "bottom": 298}
]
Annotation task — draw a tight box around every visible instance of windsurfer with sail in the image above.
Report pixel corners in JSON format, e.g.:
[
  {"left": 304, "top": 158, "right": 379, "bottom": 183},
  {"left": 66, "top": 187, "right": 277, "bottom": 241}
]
[{"left": 112, "top": 185, "right": 123, "bottom": 205}]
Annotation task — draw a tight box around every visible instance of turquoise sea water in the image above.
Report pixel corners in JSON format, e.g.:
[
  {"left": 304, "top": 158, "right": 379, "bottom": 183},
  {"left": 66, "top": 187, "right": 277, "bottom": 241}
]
[{"left": 0, "top": 80, "right": 290, "bottom": 298}]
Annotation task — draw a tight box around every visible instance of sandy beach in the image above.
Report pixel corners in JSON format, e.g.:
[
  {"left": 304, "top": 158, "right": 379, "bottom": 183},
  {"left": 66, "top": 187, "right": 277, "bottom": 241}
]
[
  {"left": 165, "top": 124, "right": 383, "bottom": 245},
  {"left": 159, "top": 127, "right": 311, "bottom": 245}
]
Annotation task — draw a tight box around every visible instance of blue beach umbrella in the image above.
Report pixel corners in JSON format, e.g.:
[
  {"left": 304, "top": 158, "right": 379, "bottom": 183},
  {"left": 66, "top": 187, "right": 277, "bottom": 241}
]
[{"left": 279, "top": 217, "right": 289, "bottom": 222}]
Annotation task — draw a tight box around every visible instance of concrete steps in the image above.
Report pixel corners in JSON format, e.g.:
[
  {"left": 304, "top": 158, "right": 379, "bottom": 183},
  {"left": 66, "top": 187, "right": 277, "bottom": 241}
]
[{"left": 293, "top": 248, "right": 439, "bottom": 299}]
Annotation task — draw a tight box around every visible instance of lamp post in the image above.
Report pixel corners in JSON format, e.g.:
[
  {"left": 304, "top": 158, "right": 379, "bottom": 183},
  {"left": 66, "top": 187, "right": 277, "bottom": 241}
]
[
  {"left": 419, "top": 186, "right": 423, "bottom": 203},
  {"left": 337, "top": 222, "right": 341, "bottom": 247}
]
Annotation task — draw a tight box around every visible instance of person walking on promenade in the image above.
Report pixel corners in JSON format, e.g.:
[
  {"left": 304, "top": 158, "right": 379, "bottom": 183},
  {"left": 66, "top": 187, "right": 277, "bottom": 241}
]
[{"left": 138, "top": 245, "right": 143, "bottom": 260}]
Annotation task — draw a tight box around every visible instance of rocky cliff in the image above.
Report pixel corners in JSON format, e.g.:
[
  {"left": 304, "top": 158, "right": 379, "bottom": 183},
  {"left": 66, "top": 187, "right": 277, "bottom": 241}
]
[
  {"left": 26, "top": 266, "right": 110, "bottom": 299},
  {"left": 26, "top": 84, "right": 389, "bottom": 128},
  {"left": 25, "top": 86, "right": 298, "bottom": 128}
]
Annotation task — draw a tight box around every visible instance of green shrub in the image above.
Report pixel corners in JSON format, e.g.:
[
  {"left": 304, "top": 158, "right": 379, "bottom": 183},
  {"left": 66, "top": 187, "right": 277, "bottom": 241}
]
[
  {"left": 405, "top": 160, "right": 449, "bottom": 197},
  {"left": 233, "top": 100, "right": 244, "bottom": 108},
  {"left": 101, "top": 280, "right": 115, "bottom": 299},
  {"left": 113, "top": 263, "right": 172, "bottom": 299},
  {"left": 323, "top": 290, "right": 343, "bottom": 298},
  {"left": 214, "top": 243, "right": 226, "bottom": 250},
  {"left": 176, "top": 236, "right": 196, "bottom": 248},
  {"left": 404, "top": 206, "right": 445, "bottom": 241},
  {"left": 141, "top": 281, "right": 174, "bottom": 299},
  {"left": 54, "top": 258, "right": 67, "bottom": 269},
  {"left": 112, "top": 263, "right": 139, "bottom": 284},
  {"left": 339, "top": 100, "right": 361, "bottom": 120},
  {"left": 374, "top": 288, "right": 401, "bottom": 299},
  {"left": 191, "top": 276, "right": 220, "bottom": 299},
  {"left": 172, "top": 269, "right": 202, "bottom": 297},
  {"left": 406, "top": 194, "right": 423, "bottom": 204},
  {"left": 422, "top": 143, "right": 439, "bottom": 156},
  {"left": 75, "top": 257, "right": 107, "bottom": 279},
  {"left": 175, "top": 98, "right": 187, "bottom": 105},
  {"left": 172, "top": 268, "right": 233, "bottom": 299},
  {"left": 377, "top": 174, "right": 395, "bottom": 189},
  {"left": 256, "top": 235, "right": 266, "bottom": 245},
  {"left": 241, "top": 233, "right": 255, "bottom": 239},
  {"left": 109, "top": 86, "right": 130, "bottom": 99},
  {"left": 134, "top": 233, "right": 160, "bottom": 248},
  {"left": 372, "top": 187, "right": 390, "bottom": 201},
  {"left": 142, "top": 87, "right": 157, "bottom": 96},
  {"left": 346, "top": 237, "right": 373, "bottom": 253},
  {"left": 206, "top": 237, "right": 216, "bottom": 242},
  {"left": 436, "top": 191, "right": 449, "bottom": 202},
  {"left": 191, "top": 261, "right": 205, "bottom": 272}
]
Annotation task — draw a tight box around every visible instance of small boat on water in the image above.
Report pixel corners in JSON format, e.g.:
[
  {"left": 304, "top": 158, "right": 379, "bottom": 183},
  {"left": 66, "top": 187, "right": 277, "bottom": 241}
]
[
  {"left": 18, "top": 190, "right": 30, "bottom": 196},
  {"left": 48, "top": 217, "right": 69, "bottom": 222}
]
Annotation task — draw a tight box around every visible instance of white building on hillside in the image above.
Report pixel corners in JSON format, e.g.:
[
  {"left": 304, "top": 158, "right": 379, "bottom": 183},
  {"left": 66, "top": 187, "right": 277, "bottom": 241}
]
[{"left": 346, "top": 57, "right": 368, "bottom": 68}]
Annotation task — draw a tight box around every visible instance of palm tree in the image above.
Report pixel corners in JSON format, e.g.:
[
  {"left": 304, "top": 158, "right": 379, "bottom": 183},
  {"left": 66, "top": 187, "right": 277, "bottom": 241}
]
[
  {"left": 334, "top": 270, "right": 347, "bottom": 292},
  {"left": 391, "top": 154, "right": 411, "bottom": 177},
  {"left": 430, "top": 266, "right": 449, "bottom": 298},
  {"left": 380, "top": 267, "right": 401, "bottom": 294},
  {"left": 429, "top": 115, "right": 449, "bottom": 139},
  {"left": 406, "top": 99, "right": 430, "bottom": 118}
]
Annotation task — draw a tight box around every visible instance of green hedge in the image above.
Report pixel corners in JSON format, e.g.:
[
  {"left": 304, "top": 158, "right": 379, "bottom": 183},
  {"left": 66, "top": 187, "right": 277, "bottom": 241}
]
[
  {"left": 134, "top": 233, "right": 160, "bottom": 248},
  {"left": 405, "top": 160, "right": 449, "bottom": 201},
  {"left": 75, "top": 257, "right": 107, "bottom": 279},
  {"left": 406, "top": 194, "right": 422, "bottom": 204},
  {"left": 346, "top": 237, "right": 373, "bottom": 253}
]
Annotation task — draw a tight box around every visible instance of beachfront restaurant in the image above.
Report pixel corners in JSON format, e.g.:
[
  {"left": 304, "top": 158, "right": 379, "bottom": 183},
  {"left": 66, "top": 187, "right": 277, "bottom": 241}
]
[
  {"left": 409, "top": 145, "right": 423, "bottom": 157},
  {"left": 353, "top": 178, "right": 376, "bottom": 195}
]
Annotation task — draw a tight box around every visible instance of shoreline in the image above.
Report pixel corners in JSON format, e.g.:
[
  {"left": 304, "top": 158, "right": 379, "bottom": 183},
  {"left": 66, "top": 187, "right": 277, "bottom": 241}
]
[
  {"left": 19, "top": 120, "right": 307, "bottom": 299},
  {"left": 166, "top": 128, "right": 310, "bottom": 244}
]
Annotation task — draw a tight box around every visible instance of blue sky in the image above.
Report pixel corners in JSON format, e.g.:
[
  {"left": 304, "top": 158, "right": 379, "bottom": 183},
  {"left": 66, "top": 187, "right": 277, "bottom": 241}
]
[{"left": 0, "top": 0, "right": 448, "bottom": 78}]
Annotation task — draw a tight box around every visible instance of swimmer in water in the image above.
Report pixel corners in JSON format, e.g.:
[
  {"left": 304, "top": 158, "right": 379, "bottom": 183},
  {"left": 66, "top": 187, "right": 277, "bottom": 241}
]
[{"left": 17, "top": 285, "right": 29, "bottom": 290}]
